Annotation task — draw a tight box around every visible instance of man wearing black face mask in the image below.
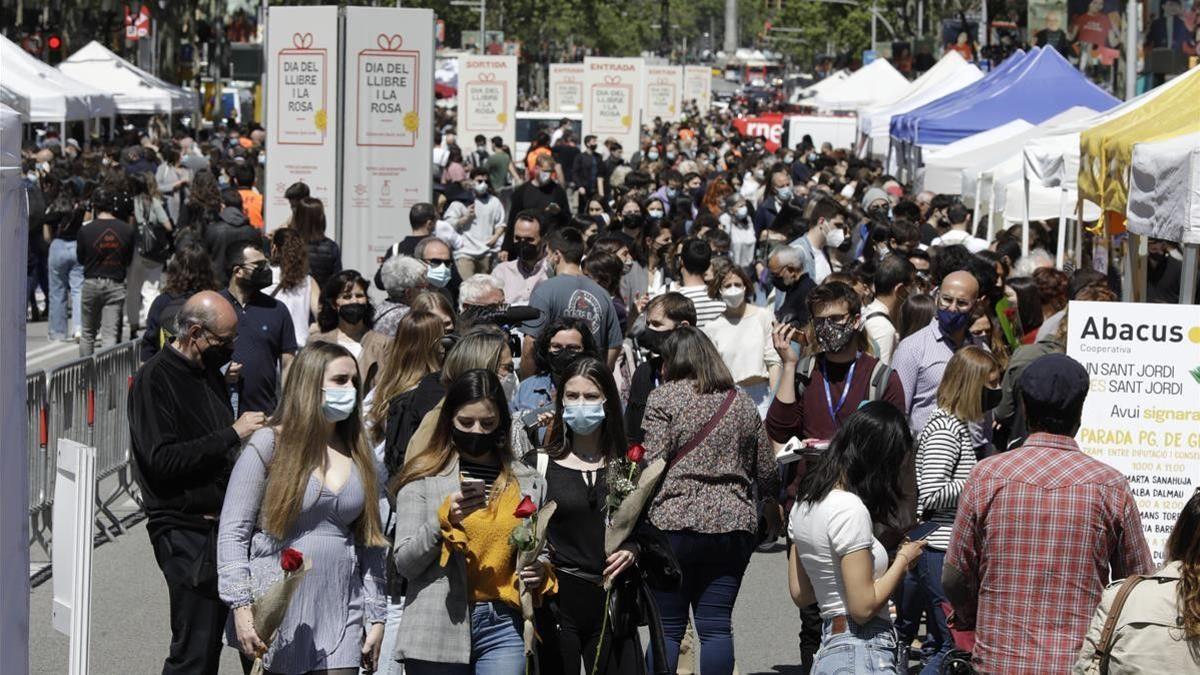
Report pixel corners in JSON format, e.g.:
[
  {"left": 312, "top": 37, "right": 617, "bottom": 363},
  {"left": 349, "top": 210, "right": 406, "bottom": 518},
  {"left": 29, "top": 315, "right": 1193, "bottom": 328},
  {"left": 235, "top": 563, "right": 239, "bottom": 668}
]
[
  {"left": 493, "top": 211, "right": 549, "bottom": 305},
  {"left": 219, "top": 244, "right": 297, "bottom": 416},
  {"left": 767, "top": 246, "right": 817, "bottom": 327},
  {"left": 624, "top": 293, "right": 695, "bottom": 443},
  {"left": 129, "top": 291, "right": 267, "bottom": 675}
]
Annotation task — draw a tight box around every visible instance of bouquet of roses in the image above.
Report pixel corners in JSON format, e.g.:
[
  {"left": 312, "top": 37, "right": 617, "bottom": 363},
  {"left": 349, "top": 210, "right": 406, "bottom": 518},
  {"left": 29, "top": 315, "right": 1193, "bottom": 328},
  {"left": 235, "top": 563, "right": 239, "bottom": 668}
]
[
  {"left": 247, "top": 547, "right": 311, "bottom": 675},
  {"left": 510, "top": 495, "right": 557, "bottom": 655}
]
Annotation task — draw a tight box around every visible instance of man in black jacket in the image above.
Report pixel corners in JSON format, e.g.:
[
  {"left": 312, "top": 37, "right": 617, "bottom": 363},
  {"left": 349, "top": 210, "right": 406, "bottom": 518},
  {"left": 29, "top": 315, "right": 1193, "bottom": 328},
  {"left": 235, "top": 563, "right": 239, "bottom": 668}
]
[
  {"left": 129, "top": 291, "right": 266, "bottom": 675},
  {"left": 203, "top": 189, "right": 262, "bottom": 286}
]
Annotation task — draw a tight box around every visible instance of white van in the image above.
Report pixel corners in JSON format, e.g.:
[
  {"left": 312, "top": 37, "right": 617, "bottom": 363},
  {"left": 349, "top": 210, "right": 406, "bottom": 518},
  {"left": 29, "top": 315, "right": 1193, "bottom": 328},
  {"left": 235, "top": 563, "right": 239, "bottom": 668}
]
[{"left": 514, "top": 111, "right": 582, "bottom": 163}]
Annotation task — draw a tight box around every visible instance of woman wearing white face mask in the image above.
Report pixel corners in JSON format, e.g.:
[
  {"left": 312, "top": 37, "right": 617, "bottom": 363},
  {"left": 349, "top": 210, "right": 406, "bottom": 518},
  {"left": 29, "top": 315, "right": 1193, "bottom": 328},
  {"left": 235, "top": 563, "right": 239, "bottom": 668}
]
[
  {"left": 531, "top": 357, "right": 668, "bottom": 675},
  {"left": 703, "top": 262, "right": 781, "bottom": 418},
  {"left": 719, "top": 194, "right": 757, "bottom": 267},
  {"left": 218, "top": 342, "right": 389, "bottom": 673}
]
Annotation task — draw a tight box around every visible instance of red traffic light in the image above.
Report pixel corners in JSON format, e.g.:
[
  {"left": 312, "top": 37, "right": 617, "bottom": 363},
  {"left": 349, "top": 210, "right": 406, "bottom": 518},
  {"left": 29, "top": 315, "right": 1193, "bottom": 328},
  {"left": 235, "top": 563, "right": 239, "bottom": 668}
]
[{"left": 47, "top": 35, "right": 62, "bottom": 50}]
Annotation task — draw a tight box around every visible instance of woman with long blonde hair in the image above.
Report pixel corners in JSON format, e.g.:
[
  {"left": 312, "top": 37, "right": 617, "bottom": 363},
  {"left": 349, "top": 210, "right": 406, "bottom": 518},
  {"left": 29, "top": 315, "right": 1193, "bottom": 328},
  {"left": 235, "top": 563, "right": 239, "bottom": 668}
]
[
  {"left": 391, "top": 369, "right": 556, "bottom": 674},
  {"left": 911, "top": 345, "right": 1001, "bottom": 674},
  {"left": 368, "top": 310, "right": 446, "bottom": 448},
  {"left": 218, "top": 342, "right": 389, "bottom": 674}
]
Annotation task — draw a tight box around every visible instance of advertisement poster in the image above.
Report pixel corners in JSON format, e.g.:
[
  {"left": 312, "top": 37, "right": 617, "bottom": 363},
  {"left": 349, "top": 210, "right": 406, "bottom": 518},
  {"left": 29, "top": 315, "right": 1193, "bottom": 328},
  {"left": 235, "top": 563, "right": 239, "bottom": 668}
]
[
  {"left": 583, "top": 57, "right": 643, "bottom": 156},
  {"left": 549, "top": 63, "right": 585, "bottom": 113},
  {"left": 1029, "top": 0, "right": 1071, "bottom": 57},
  {"left": 457, "top": 55, "right": 517, "bottom": 155},
  {"left": 343, "top": 7, "right": 434, "bottom": 278},
  {"left": 683, "top": 65, "right": 712, "bottom": 111},
  {"left": 265, "top": 5, "right": 339, "bottom": 231},
  {"left": 644, "top": 64, "right": 682, "bottom": 122},
  {"left": 1066, "top": 300, "right": 1200, "bottom": 564},
  {"left": 733, "top": 113, "right": 786, "bottom": 151}
]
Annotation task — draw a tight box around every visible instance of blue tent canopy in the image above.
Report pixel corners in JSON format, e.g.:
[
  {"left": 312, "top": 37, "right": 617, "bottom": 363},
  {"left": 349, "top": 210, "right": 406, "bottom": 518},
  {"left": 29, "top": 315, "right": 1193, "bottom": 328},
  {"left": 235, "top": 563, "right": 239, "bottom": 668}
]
[
  {"left": 889, "top": 48, "right": 1029, "bottom": 143},
  {"left": 891, "top": 47, "right": 1119, "bottom": 147}
]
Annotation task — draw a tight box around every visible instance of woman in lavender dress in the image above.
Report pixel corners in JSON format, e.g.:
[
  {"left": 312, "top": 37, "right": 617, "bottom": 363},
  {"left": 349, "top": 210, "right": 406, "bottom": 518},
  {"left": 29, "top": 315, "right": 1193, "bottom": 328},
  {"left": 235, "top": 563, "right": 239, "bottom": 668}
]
[{"left": 218, "top": 342, "right": 390, "bottom": 674}]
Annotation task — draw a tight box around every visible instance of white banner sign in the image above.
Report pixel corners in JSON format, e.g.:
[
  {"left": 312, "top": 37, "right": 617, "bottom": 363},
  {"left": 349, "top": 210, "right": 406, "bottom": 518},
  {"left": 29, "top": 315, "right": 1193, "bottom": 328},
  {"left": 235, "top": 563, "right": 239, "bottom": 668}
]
[
  {"left": 583, "top": 57, "right": 643, "bottom": 156},
  {"left": 265, "top": 6, "right": 339, "bottom": 232},
  {"left": 644, "top": 65, "right": 682, "bottom": 122},
  {"left": 1066, "top": 300, "right": 1200, "bottom": 565},
  {"left": 342, "top": 7, "right": 434, "bottom": 279},
  {"left": 549, "top": 63, "right": 585, "bottom": 113},
  {"left": 683, "top": 65, "right": 712, "bottom": 112},
  {"left": 457, "top": 55, "right": 517, "bottom": 156}
]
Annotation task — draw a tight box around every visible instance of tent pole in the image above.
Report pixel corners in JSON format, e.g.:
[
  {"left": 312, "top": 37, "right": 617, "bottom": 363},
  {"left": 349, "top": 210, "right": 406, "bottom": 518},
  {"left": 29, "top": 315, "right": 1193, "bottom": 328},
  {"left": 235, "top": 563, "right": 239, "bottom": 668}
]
[
  {"left": 974, "top": 179, "right": 983, "bottom": 237},
  {"left": 1181, "top": 244, "right": 1198, "bottom": 305},
  {"left": 1124, "top": 0, "right": 1137, "bottom": 99},
  {"left": 1075, "top": 199, "right": 1084, "bottom": 269},
  {"left": 1055, "top": 187, "right": 1067, "bottom": 268},
  {"left": 1121, "top": 230, "right": 1136, "bottom": 302},
  {"left": 1021, "top": 175, "right": 1031, "bottom": 256}
]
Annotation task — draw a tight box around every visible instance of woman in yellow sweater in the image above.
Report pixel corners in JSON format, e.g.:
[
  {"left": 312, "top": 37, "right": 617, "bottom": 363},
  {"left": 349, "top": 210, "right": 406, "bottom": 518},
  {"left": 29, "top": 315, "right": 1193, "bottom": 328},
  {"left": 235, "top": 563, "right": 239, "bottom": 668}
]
[{"left": 391, "top": 368, "right": 557, "bottom": 674}]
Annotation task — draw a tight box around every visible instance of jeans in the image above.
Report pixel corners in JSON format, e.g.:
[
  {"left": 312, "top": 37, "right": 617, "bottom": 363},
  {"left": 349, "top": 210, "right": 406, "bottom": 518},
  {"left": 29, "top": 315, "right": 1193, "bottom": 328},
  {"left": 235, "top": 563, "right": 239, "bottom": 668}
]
[
  {"left": 48, "top": 239, "right": 84, "bottom": 339},
  {"left": 373, "top": 597, "right": 404, "bottom": 675},
  {"left": 650, "top": 530, "right": 756, "bottom": 675},
  {"left": 80, "top": 277, "right": 126, "bottom": 356},
  {"left": 125, "top": 253, "right": 163, "bottom": 331},
  {"left": 812, "top": 616, "right": 902, "bottom": 674},
  {"left": 404, "top": 601, "right": 525, "bottom": 675},
  {"left": 912, "top": 548, "right": 953, "bottom": 675},
  {"left": 894, "top": 562, "right": 929, "bottom": 655}
]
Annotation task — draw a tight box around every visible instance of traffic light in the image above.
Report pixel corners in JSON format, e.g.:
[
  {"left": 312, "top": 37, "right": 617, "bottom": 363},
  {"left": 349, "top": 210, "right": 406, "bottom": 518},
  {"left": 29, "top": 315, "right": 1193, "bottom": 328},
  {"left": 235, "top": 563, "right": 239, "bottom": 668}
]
[{"left": 46, "top": 34, "right": 63, "bottom": 64}]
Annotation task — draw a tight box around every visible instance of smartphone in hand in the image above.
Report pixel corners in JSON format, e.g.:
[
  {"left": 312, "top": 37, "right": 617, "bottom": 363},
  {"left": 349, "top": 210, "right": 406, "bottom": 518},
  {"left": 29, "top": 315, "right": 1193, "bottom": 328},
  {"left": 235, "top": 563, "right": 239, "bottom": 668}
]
[{"left": 906, "top": 521, "right": 942, "bottom": 541}]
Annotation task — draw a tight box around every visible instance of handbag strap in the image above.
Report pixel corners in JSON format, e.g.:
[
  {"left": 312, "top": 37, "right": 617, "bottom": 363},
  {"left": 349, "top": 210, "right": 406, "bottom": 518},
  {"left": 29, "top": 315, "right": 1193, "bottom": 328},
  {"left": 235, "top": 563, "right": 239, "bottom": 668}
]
[
  {"left": 1095, "top": 574, "right": 1146, "bottom": 675},
  {"left": 668, "top": 389, "right": 737, "bottom": 471}
]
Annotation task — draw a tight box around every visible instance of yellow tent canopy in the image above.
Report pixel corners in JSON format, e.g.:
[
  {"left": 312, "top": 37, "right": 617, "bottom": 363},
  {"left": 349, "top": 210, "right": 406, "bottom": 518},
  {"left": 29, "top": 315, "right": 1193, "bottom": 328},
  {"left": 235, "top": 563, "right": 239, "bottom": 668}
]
[{"left": 1078, "top": 65, "right": 1200, "bottom": 215}]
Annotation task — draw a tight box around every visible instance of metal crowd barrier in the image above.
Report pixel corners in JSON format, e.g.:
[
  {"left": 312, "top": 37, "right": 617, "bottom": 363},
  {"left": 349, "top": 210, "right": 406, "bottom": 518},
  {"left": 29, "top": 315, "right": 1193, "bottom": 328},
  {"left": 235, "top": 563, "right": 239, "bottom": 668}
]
[{"left": 27, "top": 341, "right": 141, "bottom": 566}]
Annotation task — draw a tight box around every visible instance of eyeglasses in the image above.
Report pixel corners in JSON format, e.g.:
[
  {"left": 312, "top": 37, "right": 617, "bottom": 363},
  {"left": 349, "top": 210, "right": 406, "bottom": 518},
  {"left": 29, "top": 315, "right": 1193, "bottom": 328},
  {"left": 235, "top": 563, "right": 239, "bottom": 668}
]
[
  {"left": 936, "top": 293, "right": 974, "bottom": 311},
  {"left": 425, "top": 259, "right": 452, "bottom": 267},
  {"left": 202, "top": 328, "right": 237, "bottom": 348}
]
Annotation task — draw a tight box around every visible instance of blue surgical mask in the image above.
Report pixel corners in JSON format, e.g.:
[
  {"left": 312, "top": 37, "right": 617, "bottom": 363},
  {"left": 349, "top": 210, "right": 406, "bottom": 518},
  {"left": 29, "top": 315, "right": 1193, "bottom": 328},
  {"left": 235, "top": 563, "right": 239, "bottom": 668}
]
[
  {"left": 426, "top": 264, "right": 452, "bottom": 288},
  {"left": 936, "top": 308, "right": 972, "bottom": 335},
  {"left": 666, "top": 187, "right": 678, "bottom": 199},
  {"left": 322, "top": 387, "right": 357, "bottom": 422},
  {"left": 647, "top": 210, "right": 664, "bottom": 221},
  {"left": 776, "top": 186, "right": 793, "bottom": 202},
  {"left": 648, "top": 151, "right": 660, "bottom": 161},
  {"left": 562, "top": 402, "right": 606, "bottom": 435}
]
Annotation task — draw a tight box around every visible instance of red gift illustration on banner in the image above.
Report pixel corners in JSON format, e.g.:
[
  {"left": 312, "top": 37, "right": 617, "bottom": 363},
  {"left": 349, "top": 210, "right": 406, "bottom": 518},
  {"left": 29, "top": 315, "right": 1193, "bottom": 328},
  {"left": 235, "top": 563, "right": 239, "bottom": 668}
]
[
  {"left": 356, "top": 33, "right": 421, "bottom": 147},
  {"left": 276, "top": 32, "right": 328, "bottom": 145},
  {"left": 590, "top": 74, "right": 634, "bottom": 133},
  {"left": 463, "top": 70, "right": 509, "bottom": 132},
  {"left": 646, "top": 77, "right": 678, "bottom": 118}
]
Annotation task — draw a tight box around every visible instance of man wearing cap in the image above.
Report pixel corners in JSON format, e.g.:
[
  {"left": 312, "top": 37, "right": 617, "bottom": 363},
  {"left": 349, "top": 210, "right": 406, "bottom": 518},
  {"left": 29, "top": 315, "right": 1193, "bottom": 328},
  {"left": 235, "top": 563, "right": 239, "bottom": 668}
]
[{"left": 942, "top": 353, "right": 1153, "bottom": 675}]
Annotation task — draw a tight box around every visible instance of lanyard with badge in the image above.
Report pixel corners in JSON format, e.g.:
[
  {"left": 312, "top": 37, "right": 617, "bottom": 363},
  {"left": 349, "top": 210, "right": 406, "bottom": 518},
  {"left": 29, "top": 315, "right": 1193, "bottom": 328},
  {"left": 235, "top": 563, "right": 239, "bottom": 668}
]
[{"left": 820, "top": 355, "right": 858, "bottom": 421}]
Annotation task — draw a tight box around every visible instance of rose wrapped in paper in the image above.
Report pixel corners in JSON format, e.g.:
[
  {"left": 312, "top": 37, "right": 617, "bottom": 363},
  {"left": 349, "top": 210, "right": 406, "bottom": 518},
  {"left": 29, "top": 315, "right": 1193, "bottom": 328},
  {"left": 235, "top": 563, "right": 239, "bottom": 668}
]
[
  {"left": 510, "top": 496, "right": 556, "bottom": 655},
  {"left": 246, "top": 547, "right": 312, "bottom": 675}
]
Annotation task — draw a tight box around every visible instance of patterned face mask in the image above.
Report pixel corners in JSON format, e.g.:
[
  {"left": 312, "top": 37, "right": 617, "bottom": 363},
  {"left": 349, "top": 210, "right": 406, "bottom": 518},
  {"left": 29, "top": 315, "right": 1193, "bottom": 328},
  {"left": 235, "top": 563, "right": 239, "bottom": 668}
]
[{"left": 813, "top": 317, "right": 858, "bottom": 353}]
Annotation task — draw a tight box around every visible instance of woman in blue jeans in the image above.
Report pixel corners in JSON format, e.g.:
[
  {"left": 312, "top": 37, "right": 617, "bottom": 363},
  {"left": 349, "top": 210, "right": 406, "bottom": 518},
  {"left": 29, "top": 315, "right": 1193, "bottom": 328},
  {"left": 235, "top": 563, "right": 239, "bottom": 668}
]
[
  {"left": 640, "top": 327, "right": 781, "bottom": 674},
  {"left": 45, "top": 180, "right": 86, "bottom": 341},
  {"left": 788, "top": 402, "right": 927, "bottom": 674}
]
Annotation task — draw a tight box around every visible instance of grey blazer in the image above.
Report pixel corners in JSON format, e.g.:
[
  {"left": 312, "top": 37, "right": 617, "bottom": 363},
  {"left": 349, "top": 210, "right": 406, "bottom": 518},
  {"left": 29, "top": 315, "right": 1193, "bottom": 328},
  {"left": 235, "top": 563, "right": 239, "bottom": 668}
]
[{"left": 391, "top": 458, "right": 547, "bottom": 665}]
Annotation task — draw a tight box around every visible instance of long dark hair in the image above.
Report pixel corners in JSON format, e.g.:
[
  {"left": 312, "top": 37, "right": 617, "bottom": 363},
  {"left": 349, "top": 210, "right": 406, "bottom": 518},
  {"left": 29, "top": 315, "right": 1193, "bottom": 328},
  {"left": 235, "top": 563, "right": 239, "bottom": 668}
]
[
  {"left": 544, "top": 357, "right": 627, "bottom": 463},
  {"left": 162, "top": 245, "right": 217, "bottom": 296},
  {"left": 293, "top": 197, "right": 327, "bottom": 243},
  {"left": 317, "top": 270, "right": 373, "bottom": 332},
  {"left": 533, "top": 317, "right": 597, "bottom": 376},
  {"left": 186, "top": 169, "right": 221, "bottom": 214},
  {"left": 1166, "top": 489, "right": 1200, "bottom": 640},
  {"left": 270, "top": 227, "right": 310, "bottom": 291},
  {"left": 796, "top": 401, "right": 912, "bottom": 523},
  {"left": 391, "top": 368, "right": 515, "bottom": 497}
]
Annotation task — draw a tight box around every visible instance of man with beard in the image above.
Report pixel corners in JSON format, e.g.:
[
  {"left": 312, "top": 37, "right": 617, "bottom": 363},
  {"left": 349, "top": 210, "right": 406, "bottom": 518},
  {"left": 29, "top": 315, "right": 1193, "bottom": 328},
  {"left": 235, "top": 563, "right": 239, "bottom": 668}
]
[
  {"left": 507, "top": 153, "right": 571, "bottom": 232},
  {"left": 492, "top": 211, "right": 550, "bottom": 306},
  {"left": 219, "top": 243, "right": 297, "bottom": 415},
  {"left": 130, "top": 291, "right": 267, "bottom": 674}
]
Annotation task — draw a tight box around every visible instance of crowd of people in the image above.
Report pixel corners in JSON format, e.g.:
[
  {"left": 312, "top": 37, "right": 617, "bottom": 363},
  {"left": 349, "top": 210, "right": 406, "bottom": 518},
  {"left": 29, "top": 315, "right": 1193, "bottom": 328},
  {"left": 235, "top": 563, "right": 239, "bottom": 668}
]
[{"left": 20, "top": 99, "right": 1199, "bottom": 675}]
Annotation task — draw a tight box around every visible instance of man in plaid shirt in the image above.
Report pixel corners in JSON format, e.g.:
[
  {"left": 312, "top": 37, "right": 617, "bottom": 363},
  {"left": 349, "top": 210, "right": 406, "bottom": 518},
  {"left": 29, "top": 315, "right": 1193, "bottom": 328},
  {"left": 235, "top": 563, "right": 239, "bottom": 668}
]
[{"left": 943, "top": 354, "right": 1153, "bottom": 674}]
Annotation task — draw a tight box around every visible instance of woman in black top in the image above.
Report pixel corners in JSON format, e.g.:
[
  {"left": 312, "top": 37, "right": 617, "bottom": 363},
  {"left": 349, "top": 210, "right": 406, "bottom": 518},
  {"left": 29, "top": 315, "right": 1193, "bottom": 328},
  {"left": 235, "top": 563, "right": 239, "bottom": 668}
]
[
  {"left": 292, "top": 196, "right": 342, "bottom": 287},
  {"left": 45, "top": 174, "right": 87, "bottom": 341},
  {"left": 174, "top": 169, "right": 222, "bottom": 250},
  {"left": 139, "top": 245, "right": 217, "bottom": 362},
  {"left": 534, "top": 357, "right": 656, "bottom": 675}
]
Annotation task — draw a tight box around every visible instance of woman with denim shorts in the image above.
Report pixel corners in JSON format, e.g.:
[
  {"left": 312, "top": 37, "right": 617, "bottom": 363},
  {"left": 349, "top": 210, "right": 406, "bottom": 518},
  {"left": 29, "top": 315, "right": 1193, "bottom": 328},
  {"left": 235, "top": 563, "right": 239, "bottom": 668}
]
[{"left": 787, "top": 402, "right": 927, "bottom": 674}]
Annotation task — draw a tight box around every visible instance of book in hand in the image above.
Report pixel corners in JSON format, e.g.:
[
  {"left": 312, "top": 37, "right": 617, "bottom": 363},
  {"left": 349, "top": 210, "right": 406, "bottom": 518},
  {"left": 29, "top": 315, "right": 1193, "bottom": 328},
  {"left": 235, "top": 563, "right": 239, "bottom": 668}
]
[{"left": 776, "top": 437, "right": 830, "bottom": 464}]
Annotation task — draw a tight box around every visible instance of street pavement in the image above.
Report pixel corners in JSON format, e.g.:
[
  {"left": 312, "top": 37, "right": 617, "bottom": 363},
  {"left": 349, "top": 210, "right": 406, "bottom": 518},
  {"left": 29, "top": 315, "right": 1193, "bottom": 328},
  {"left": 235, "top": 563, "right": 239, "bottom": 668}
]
[
  {"left": 25, "top": 319, "right": 90, "bottom": 375},
  {"left": 29, "top": 521, "right": 804, "bottom": 674}
]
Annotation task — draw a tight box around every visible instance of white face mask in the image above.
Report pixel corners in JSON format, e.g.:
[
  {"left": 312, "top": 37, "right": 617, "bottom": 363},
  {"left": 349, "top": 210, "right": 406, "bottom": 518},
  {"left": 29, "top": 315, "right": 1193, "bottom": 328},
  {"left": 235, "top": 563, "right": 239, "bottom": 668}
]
[
  {"left": 322, "top": 387, "right": 357, "bottom": 422},
  {"left": 825, "top": 227, "right": 846, "bottom": 249},
  {"left": 734, "top": 205, "right": 748, "bottom": 219},
  {"left": 721, "top": 286, "right": 746, "bottom": 309}
]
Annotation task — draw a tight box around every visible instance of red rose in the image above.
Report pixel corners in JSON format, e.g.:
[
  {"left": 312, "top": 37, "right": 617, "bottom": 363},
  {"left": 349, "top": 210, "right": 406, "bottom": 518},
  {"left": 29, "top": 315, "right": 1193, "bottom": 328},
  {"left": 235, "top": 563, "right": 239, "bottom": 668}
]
[
  {"left": 513, "top": 495, "right": 537, "bottom": 519},
  {"left": 280, "top": 547, "right": 304, "bottom": 572},
  {"left": 626, "top": 443, "right": 646, "bottom": 463}
]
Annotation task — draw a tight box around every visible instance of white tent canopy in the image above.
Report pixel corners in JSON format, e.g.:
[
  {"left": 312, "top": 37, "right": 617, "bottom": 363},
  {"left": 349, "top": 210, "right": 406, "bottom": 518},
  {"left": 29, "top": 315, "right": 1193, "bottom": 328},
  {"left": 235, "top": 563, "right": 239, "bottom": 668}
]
[
  {"left": 807, "top": 59, "right": 910, "bottom": 111},
  {"left": 0, "top": 34, "right": 114, "bottom": 124},
  {"left": 918, "top": 120, "right": 1034, "bottom": 193},
  {"left": 58, "top": 41, "right": 198, "bottom": 115},
  {"left": 790, "top": 70, "right": 848, "bottom": 103},
  {"left": 1126, "top": 131, "right": 1200, "bottom": 244},
  {"left": 857, "top": 52, "right": 982, "bottom": 157},
  {"left": 0, "top": 85, "right": 30, "bottom": 121}
]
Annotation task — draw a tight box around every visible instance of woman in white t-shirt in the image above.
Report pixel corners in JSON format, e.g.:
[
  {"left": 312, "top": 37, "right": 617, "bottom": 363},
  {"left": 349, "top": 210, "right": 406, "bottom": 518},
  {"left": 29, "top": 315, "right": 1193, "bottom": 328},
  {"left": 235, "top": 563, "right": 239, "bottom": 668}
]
[
  {"left": 702, "top": 262, "right": 780, "bottom": 418},
  {"left": 265, "top": 228, "right": 320, "bottom": 348},
  {"left": 788, "top": 401, "right": 927, "bottom": 674}
]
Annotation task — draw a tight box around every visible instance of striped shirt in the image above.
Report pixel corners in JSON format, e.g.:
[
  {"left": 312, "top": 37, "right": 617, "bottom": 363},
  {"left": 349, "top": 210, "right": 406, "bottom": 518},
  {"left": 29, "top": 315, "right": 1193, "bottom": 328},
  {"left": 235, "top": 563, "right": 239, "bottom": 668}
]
[
  {"left": 460, "top": 458, "right": 503, "bottom": 492},
  {"left": 914, "top": 408, "right": 975, "bottom": 550},
  {"left": 675, "top": 284, "right": 726, "bottom": 327}
]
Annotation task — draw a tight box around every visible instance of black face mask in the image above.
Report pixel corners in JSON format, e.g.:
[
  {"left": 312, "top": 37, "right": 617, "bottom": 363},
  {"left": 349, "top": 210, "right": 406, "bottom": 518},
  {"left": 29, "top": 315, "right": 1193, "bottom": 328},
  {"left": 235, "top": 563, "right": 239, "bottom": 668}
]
[
  {"left": 981, "top": 386, "right": 1002, "bottom": 412},
  {"left": 548, "top": 349, "right": 579, "bottom": 376},
  {"left": 242, "top": 264, "right": 273, "bottom": 291},
  {"left": 638, "top": 327, "right": 671, "bottom": 355},
  {"left": 621, "top": 213, "right": 643, "bottom": 231},
  {"left": 771, "top": 274, "right": 794, "bottom": 292},
  {"left": 452, "top": 427, "right": 500, "bottom": 458},
  {"left": 200, "top": 341, "right": 234, "bottom": 373},
  {"left": 516, "top": 241, "right": 541, "bottom": 263},
  {"left": 338, "top": 303, "right": 369, "bottom": 325}
]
